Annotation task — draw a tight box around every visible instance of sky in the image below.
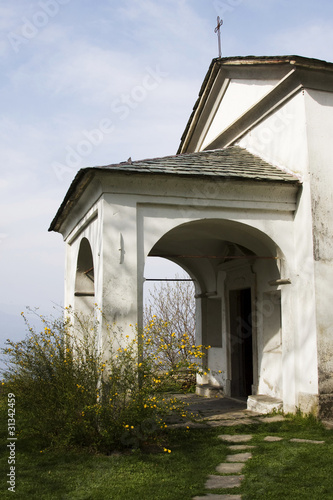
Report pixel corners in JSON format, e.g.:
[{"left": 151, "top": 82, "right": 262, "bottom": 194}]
[{"left": 1, "top": 0, "right": 333, "bottom": 346}]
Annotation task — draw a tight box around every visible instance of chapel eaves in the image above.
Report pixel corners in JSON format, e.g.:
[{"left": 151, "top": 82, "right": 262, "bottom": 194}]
[{"left": 49, "top": 146, "right": 300, "bottom": 234}]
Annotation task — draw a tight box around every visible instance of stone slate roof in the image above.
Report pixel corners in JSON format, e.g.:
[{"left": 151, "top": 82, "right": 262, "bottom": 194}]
[
  {"left": 99, "top": 146, "right": 298, "bottom": 182},
  {"left": 49, "top": 146, "right": 299, "bottom": 232}
]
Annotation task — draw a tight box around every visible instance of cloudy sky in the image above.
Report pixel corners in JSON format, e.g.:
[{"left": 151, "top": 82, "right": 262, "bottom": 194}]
[{"left": 1, "top": 0, "right": 333, "bottom": 345}]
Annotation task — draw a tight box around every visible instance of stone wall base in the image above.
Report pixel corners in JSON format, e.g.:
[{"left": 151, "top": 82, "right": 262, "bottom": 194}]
[
  {"left": 319, "top": 394, "right": 333, "bottom": 419},
  {"left": 298, "top": 392, "right": 319, "bottom": 417}
]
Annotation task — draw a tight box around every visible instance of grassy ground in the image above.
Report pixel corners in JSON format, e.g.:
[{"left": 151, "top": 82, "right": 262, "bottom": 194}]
[
  {"left": 1, "top": 413, "right": 332, "bottom": 499},
  {"left": 219, "top": 416, "right": 333, "bottom": 500}
]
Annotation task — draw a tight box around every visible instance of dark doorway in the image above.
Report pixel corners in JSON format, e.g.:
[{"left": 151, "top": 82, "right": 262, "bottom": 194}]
[{"left": 229, "top": 288, "right": 253, "bottom": 397}]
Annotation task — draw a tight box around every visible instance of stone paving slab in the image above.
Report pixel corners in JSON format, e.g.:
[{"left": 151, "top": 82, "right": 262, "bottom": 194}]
[
  {"left": 218, "top": 434, "right": 253, "bottom": 443},
  {"left": 257, "top": 415, "right": 285, "bottom": 423},
  {"left": 193, "top": 495, "right": 242, "bottom": 500},
  {"left": 205, "top": 412, "right": 256, "bottom": 421},
  {"left": 228, "top": 444, "right": 256, "bottom": 450},
  {"left": 211, "top": 418, "right": 254, "bottom": 426},
  {"left": 205, "top": 475, "right": 244, "bottom": 489},
  {"left": 216, "top": 462, "right": 245, "bottom": 474},
  {"left": 226, "top": 452, "right": 252, "bottom": 462},
  {"left": 205, "top": 421, "right": 235, "bottom": 427},
  {"left": 168, "top": 422, "right": 209, "bottom": 429},
  {"left": 264, "top": 436, "right": 283, "bottom": 442},
  {"left": 290, "top": 438, "right": 325, "bottom": 444}
]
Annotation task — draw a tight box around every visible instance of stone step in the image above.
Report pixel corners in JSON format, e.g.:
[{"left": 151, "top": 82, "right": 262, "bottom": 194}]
[
  {"left": 196, "top": 384, "right": 224, "bottom": 398},
  {"left": 247, "top": 394, "right": 283, "bottom": 414}
]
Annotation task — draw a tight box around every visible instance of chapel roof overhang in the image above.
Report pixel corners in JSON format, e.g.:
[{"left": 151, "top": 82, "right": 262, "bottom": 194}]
[
  {"left": 49, "top": 145, "right": 300, "bottom": 233},
  {"left": 178, "top": 55, "right": 333, "bottom": 154}
]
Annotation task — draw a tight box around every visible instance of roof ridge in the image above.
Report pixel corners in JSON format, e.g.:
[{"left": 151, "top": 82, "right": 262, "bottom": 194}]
[
  {"left": 213, "top": 55, "right": 333, "bottom": 68},
  {"left": 112, "top": 146, "right": 235, "bottom": 167}
]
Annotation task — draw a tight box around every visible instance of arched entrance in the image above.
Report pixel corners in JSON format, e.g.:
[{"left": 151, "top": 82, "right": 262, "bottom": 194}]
[
  {"left": 74, "top": 237, "right": 95, "bottom": 317},
  {"left": 147, "top": 218, "right": 282, "bottom": 399}
]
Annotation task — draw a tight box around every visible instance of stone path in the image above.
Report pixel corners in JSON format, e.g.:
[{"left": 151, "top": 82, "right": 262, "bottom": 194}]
[
  {"left": 166, "top": 394, "right": 327, "bottom": 499},
  {"left": 191, "top": 430, "right": 326, "bottom": 500},
  {"left": 192, "top": 433, "right": 254, "bottom": 500}
]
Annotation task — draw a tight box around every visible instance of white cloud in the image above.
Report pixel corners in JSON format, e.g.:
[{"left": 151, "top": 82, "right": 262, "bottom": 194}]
[
  {"left": 244, "top": 0, "right": 280, "bottom": 11},
  {"left": 267, "top": 22, "right": 333, "bottom": 61},
  {"left": 116, "top": 0, "right": 214, "bottom": 62},
  {"left": 45, "top": 45, "right": 143, "bottom": 101},
  {"left": 0, "top": 195, "right": 59, "bottom": 228},
  {"left": 0, "top": 4, "right": 22, "bottom": 32},
  {"left": 1, "top": 2, "right": 70, "bottom": 57},
  {"left": 0, "top": 179, "right": 9, "bottom": 190},
  {"left": 0, "top": 117, "right": 61, "bottom": 192}
]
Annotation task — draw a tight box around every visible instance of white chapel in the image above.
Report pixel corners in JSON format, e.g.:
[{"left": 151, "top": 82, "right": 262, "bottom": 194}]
[{"left": 50, "top": 56, "right": 333, "bottom": 418}]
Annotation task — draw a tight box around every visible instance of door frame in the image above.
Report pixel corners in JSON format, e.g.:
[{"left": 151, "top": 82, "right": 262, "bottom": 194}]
[{"left": 223, "top": 262, "right": 258, "bottom": 397}]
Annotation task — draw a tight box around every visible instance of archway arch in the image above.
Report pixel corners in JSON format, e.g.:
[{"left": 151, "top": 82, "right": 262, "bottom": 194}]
[
  {"left": 148, "top": 219, "right": 281, "bottom": 278},
  {"left": 74, "top": 237, "right": 95, "bottom": 317},
  {"left": 146, "top": 218, "right": 284, "bottom": 399}
]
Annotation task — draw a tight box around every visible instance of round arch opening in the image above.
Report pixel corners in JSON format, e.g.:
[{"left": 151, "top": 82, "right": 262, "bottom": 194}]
[
  {"left": 74, "top": 237, "right": 95, "bottom": 317},
  {"left": 145, "top": 218, "right": 284, "bottom": 399}
]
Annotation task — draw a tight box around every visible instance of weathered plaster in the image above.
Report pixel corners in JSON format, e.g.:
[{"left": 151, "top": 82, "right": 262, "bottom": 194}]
[{"left": 52, "top": 56, "right": 333, "bottom": 417}]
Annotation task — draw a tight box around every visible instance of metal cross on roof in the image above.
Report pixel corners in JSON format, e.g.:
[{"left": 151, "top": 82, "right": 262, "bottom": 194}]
[{"left": 214, "top": 16, "right": 223, "bottom": 58}]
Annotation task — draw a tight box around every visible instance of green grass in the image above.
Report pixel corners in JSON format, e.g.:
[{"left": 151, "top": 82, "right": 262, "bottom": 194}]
[
  {"left": 212, "top": 416, "right": 333, "bottom": 500},
  {"left": 1, "top": 413, "right": 332, "bottom": 499},
  {"left": 0, "top": 426, "right": 225, "bottom": 499}
]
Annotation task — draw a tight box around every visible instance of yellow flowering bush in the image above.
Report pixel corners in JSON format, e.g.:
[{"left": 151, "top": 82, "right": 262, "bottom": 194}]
[
  {"left": 140, "top": 317, "right": 210, "bottom": 391},
  {"left": 1, "top": 310, "right": 102, "bottom": 449},
  {"left": 0, "top": 308, "right": 200, "bottom": 452},
  {"left": 143, "top": 278, "right": 210, "bottom": 391}
]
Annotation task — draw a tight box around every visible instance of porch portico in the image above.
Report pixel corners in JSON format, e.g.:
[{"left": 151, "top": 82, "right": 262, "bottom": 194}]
[{"left": 49, "top": 146, "right": 316, "bottom": 415}]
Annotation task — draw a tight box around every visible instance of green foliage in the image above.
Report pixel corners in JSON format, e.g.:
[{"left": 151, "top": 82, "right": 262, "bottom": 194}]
[
  {"left": 140, "top": 316, "right": 211, "bottom": 391},
  {"left": 0, "top": 308, "right": 209, "bottom": 452},
  {"left": 1, "top": 310, "right": 102, "bottom": 449}
]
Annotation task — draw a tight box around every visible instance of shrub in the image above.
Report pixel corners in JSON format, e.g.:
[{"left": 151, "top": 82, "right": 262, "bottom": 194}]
[
  {"left": 0, "top": 308, "right": 210, "bottom": 453},
  {"left": 1, "top": 310, "right": 102, "bottom": 449},
  {"left": 144, "top": 278, "right": 196, "bottom": 368},
  {"left": 141, "top": 316, "right": 210, "bottom": 391}
]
